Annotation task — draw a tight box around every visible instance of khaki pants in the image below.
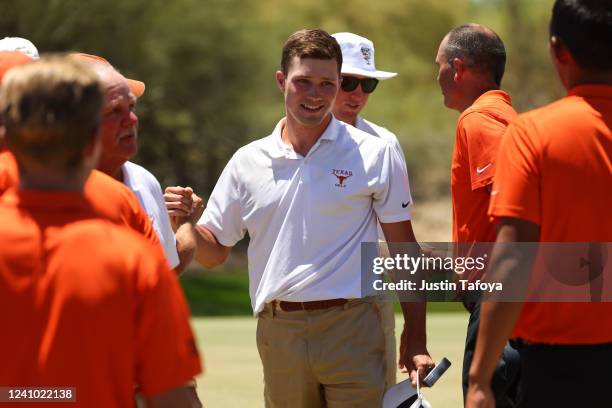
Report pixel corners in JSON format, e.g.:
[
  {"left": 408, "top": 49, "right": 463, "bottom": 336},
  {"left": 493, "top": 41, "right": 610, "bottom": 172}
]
[
  {"left": 257, "top": 298, "right": 386, "bottom": 408},
  {"left": 375, "top": 295, "right": 397, "bottom": 390},
  {"left": 376, "top": 241, "right": 398, "bottom": 390}
]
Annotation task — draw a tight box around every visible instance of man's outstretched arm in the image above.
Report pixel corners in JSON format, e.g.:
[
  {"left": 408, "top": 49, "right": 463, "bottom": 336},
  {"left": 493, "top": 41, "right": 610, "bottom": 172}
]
[{"left": 165, "top": 186, "right": 230, "bottom": 270}]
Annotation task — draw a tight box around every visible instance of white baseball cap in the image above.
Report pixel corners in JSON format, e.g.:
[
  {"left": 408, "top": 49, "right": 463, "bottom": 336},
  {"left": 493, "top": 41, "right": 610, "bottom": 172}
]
[
  {"left": 332, "top": 32, "right": 397, "bottom": 80},
  {"left": 0, "top": 37, "right": 40, "bottom": 60}
]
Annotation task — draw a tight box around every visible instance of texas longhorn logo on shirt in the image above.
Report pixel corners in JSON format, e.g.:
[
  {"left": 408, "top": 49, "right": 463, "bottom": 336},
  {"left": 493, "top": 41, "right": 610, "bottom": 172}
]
[{"left": 332, "top": 169, "right": 353, "bottom": 188}]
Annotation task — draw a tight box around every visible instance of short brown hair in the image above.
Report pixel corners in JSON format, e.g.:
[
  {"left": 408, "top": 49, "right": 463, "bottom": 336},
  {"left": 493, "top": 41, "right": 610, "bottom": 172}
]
[
  {"left": 280, "top": 29, "right": 342, "bottom": 75},
  {"left": 0, "top": 54, "right": 103, "bottom": 170},
  {"left": 444, "top": 24, "right": 506, "bottom": 86}
]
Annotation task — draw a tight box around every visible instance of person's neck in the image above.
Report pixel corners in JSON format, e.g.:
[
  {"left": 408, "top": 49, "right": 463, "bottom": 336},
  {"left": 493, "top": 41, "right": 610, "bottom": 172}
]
[
  {"left": 565, "top": 71, "right": 612, "bottom": 90},
  {"left": 333, "top": 111, "right": 358, "bottom": 127},
  {"left": 97, "top": 158, "right": 125, "bottom": 182},
  {"left": 282, "top": 114, "right": 332, "bottom": 157},
  {"left": 19, "top": 167, "right": 88, "bottom": 192},
  {"left": 458, "top": 83, "right": 499, "bottom": 113}
]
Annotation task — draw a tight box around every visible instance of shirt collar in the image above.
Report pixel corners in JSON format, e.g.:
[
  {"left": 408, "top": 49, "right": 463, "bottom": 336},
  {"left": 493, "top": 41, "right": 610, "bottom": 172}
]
[
  {"left": 472, "top": 89, "right": 512, "bottom": 106},
  {"left": 1, "top": 188, "right": 92, "bottom": 213},
  {"left": 567, "top": 84, "right": 612, "bottom": 99},
  {"left": 269, "top": 114, "right": 340, "bottom": 159}
]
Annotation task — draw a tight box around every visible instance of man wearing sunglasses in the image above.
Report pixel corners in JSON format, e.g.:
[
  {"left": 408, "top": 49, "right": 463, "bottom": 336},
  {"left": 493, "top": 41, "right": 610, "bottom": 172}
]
[
  {"left": 332, "top": 33, "right": 407, "bottom": 173},
  {"left": 332, "top": 32, "right": 409, "bottom": 391}
]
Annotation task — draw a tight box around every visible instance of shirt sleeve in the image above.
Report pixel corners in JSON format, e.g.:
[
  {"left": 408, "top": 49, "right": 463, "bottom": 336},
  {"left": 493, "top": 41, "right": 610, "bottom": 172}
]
[
  {"left": 123, "top": 187, "right": 162, "bottom": 247},
  {"left": 372, "top": 142, "right": 413, "bottom": 223},
  {"left": 459, "top": 112, "right": 505, "bottom": 190},
  {"left": 150, "top": 178, "right": 180, "bottom": 269},
  {"left": 198, "top": 153, "right": 246, "bottom": 247},
  {"left": 134, "top": 242, "right": 202, "bottom": 397},
  {"left": 488, "top": 119, "right": 541, "bottom": 226},
  {"left": 388, "top": 134, "right": 409, "bottom": 174}
]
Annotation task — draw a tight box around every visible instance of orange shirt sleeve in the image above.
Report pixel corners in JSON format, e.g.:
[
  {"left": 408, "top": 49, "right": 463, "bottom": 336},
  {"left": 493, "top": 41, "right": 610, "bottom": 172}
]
[
  {"left": 458, "top": 112, "right": 505, "bottom": 190},
  {"left": 488, "top": 119, "right": 541, "bottom": 226},
  {"left": 134, "top": 242, "right": 201, "bottom": 396},
  {"left": 88, "top": 170, "right": 161, "bottom": 246},
  {"left": 124, "top": 190, "right": 161, "bottom": 246}
]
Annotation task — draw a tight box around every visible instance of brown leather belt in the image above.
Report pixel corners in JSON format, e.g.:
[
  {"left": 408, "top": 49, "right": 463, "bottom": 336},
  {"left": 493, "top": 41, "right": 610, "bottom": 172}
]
[{"left": 272, "top": 298, "right": 348, "bottom": 312}]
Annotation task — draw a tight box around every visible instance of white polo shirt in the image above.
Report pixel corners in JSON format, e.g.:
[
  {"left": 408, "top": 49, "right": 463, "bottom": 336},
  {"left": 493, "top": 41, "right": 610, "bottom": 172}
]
[
  {"left": 122, "top": 161, "right": 180, "bottom": 269},
  {"left": 199, "top": 116, "right": 412, "bottom": 314},
  {"left": 356, "top": 116, "right": 412, "bottom": 240},
  {"left": 356, "top": 116, "right": 408, "bottom": 176}
]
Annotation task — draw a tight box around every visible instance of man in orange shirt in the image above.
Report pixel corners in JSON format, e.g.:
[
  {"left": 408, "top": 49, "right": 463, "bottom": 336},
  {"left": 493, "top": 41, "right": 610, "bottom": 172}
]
[
  {"left": 0, "top": 150, "right": 160, "bottom": 244},
  {"left": 0, "top": 51, "right": 160, "bottom": 246},
  {"left": 435, "top": 24, "right": 519, "bottom": 407},
  {"left": 0, "top": 55, "right": 201, "bottom": 407},
  {"left": 467, "top": 1, "right": 612, "bottom": 407}
]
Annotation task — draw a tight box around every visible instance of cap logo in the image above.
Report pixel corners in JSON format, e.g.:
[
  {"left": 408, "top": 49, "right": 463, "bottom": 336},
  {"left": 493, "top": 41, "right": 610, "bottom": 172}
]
[{"left": 360, "top": 46, "right": 372, "bottom": 65}]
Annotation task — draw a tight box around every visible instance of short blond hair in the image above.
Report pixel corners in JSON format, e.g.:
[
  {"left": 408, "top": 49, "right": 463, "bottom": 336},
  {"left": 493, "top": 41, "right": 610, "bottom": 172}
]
[{"left": 0, "top": 54, "right": 103, "bottom": 170}]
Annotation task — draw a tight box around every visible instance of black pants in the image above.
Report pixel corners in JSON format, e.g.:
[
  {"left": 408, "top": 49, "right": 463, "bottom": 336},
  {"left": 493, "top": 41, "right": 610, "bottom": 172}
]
[
  {"left": 516, "top": 341, "right": 612, "bottom": 407},
  {"left": 462, "top": 302, "right": 521, "bottom": 408}
]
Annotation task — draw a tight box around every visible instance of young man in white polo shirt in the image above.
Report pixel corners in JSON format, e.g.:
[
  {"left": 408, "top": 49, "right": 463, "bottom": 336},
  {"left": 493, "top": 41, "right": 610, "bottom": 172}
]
[
  {"left": 332, "top": 31, "right": 409, "bottom": 392},
  {"left": 191, "top": 29, "right": 433, "bottom": 407}
]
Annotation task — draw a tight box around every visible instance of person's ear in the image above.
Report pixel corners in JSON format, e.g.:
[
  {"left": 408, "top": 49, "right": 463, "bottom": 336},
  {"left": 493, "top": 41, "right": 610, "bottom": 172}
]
[
  {"left": 451, "top": 58, "right": 465, "bottom": 82},
  {"left": 549, "top": 36, "right": 572, "bottom": 65},
  {"left": 275, "top": 70, "right": 286, "bottom": 92}
]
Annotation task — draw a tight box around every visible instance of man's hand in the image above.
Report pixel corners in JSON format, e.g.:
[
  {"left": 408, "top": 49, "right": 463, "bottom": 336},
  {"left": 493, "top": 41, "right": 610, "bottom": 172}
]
[
  {"left": 399, "top": 324, "right": 435, "bottom": 386},
  {"left": 466, "top": 381, "right": 495, "bottom": 408},
  {"left": 164, "top": 186, "right": 204, "bottom": 230}
]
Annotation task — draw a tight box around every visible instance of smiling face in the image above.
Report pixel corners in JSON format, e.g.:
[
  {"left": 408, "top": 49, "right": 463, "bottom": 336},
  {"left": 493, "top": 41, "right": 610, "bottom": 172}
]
[
  {"left": 435, "top": 35, "right": 461, "bottom": 111},
  {"left": 332, "top": 74, "right": 371, "bottom": 126},
  {"left": 277, "top": 56, "right": 340, "bottom": 128},
  {"left": 97, "top": 68, "right": 138, "bottom": 168}
]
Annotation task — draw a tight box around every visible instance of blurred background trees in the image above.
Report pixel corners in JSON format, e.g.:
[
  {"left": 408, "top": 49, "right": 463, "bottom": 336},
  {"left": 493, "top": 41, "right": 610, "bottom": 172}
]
[{"left": 1, "top": 0, "right": 559, "bottom": 202}]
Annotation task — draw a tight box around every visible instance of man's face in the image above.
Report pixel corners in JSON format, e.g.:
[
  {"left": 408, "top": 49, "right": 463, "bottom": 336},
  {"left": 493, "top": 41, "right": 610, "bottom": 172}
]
[
  {"left": 333, "top": 74, "right": 371, "bottom": 126},
  {"left": 277, "top": 56, "right": 339, "bottom": 127},
  {"left": 99, "top": 70, "right": 138, "bottom": 165},
  {"left": 435, "top": 36, "right": 460, "bottom": 110}
]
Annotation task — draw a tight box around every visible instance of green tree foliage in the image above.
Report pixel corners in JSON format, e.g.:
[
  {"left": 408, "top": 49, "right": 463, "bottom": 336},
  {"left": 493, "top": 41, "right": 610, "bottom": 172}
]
[{"left": 0, "top": 0, "right": 557, "bottom": 200}]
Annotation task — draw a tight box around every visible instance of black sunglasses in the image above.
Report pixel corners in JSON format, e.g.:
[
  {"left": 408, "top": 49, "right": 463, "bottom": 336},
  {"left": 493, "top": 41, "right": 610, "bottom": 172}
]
[{"left": 340, "top": 76, "right": 379, "bottom": 93}]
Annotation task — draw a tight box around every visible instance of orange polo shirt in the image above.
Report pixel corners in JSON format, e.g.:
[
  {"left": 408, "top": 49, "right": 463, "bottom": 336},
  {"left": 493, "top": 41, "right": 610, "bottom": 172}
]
[
  {"left": 451, "top": 90, "right": 517, "bottom": 245},
  {"left": 489, "top": 84, "right": 612, "bottom": 344},
  {"left": 0, "top": 150, "right": 159, "bottom": 245},
  {"left": 0, "top": 190, "right": 201, "bottom": 407}
]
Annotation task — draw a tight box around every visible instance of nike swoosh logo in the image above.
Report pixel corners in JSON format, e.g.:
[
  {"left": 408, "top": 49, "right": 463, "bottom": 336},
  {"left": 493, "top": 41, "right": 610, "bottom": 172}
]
[
  {"left": 476, "top": 163, "right": 492, "bottom": 174},
  {"left": 402, "top": 202, "right": 410, "bottom": 208}
]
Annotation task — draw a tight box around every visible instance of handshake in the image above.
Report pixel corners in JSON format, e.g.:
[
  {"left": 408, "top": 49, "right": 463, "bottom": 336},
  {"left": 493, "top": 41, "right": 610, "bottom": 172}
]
[{"left": 164, "top": 186, "right": 205, "bottom": 231}]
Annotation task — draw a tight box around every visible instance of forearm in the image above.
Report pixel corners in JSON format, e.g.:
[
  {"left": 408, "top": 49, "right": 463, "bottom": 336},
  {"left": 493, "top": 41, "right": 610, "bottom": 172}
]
[
  {"left": 147, "top": 384, "right": 201, "bottom": 408},
  {"left": 173, "top": 222, "right": 198, "bottom": 275},
  {"left": 469, "top": 301, "right": 522, "bottom": 385},
  {"left": 399, "top": 301, "right": 427, "bottom": 350},
  {"left": 194, "top": 225, "right": 230, "bottom": 269}
]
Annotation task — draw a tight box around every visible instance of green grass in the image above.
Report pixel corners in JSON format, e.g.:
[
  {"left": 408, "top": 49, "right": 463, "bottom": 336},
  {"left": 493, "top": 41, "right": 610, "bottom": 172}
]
[
  {"left": 181, "top": 269, "right": 467, "bottom": 316},
  {"left": 192, "top": 313, "right": 468, "bottom": 407},
  {"left": 180, "top": 269, "right": 252, "bottom": 316}
]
